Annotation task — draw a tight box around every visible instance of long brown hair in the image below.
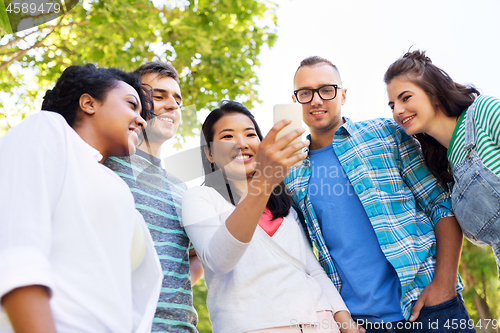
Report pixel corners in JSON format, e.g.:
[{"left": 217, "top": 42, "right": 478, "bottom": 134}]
[{"left": 384, "top": 50, "right": 480, "bottom": 189}]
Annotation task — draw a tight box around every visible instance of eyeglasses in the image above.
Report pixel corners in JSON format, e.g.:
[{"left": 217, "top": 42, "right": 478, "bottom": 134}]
[{"left": 293, "top": 84, "right": 343, "bottom": 104}]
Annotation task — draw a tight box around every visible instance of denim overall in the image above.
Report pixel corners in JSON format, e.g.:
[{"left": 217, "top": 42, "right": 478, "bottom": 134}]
[{"left": 451, "top": 99, "right": 500, "bottom": 277}]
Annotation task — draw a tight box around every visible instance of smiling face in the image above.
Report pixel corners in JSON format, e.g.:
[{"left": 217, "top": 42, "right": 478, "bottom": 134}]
[
  {"left": 91, "top": 80, "right": 146, "bottom": 158},
  {"left": 206, "top": 112, "right": 260, "bottom": 182},
  {"left": 387, "top": 76, "right": 442, "bottom": 136},
  {"left": 293, "top": 64, "right": 346, "bottom": 144},
  {"left": 141, "top": 73, "right": 182, "bottom": 143}
]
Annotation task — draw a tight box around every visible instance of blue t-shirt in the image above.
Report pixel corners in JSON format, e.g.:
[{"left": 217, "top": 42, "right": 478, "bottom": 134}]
[{"left": 309, "top": 144, "right": 403, "bottom": 323}]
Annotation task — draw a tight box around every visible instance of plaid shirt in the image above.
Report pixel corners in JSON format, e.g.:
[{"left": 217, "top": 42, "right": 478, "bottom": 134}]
[{"left": 284, "top": 117, "right": 463, "bottom": 319}]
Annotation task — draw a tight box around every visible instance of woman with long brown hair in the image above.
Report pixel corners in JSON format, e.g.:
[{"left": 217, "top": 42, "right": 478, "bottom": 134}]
[{"left": 385, "top": 49, "right": 500, "bottom": 278}]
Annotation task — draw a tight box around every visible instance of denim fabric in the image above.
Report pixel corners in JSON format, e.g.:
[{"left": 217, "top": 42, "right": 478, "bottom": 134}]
[
  {"left": 451, "top": 99, "right": 500, "bottom": 277},
  {"left": 361, "top": 296, "right": 475, "bottom": 333}
]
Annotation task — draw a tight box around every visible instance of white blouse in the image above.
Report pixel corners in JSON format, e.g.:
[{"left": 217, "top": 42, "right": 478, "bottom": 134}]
[
  {"left": 182, "top": 185, "right": 348, "bottom": 333},
  {"left": 0, "top": 111, "right": 162, "bottom": 333}
]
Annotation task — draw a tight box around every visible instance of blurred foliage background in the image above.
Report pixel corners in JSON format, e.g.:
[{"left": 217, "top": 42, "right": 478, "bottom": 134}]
[
  {"left": 460, "top": 240, "right": 499, "bottom": 333},
  {"left": 1, "top": 0, "right": 498, "bottom": 332},
  {"left": 192, "top": 280, "right": 211, "bottom": 333},
  {"left": 0, "top": 0, "right": 277, "bottom": 145}
]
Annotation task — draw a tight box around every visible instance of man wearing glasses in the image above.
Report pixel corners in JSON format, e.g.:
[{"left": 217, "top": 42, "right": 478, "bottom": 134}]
[{"left": 284, "top": 56, "right": 473, "bottom": 332}]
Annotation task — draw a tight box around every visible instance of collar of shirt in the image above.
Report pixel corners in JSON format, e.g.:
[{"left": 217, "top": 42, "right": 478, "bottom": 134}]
[
  {"left": 135, "top": 149, "right": 162, "bottom": 167},
  {"left": 57, "top": 112, "right": 103, "bottom": 162},
  {"left": 301, "top": 117, "right": 352, "bottom": 168}
]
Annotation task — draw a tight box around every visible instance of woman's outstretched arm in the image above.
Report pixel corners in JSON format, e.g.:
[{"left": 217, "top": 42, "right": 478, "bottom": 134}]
[{"left": 183, "top": 119, "right": 308, "bottom": 273}]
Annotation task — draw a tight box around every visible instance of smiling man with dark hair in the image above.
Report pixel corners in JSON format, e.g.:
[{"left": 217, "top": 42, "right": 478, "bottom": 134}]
[{"left": 104, "top": 61, "right": 202, "bottom": 333}]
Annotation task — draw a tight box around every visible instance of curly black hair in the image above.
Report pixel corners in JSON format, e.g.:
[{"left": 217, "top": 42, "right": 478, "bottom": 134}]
[{"left": 41, "top": 64, "right": 153, "bottom": 127}]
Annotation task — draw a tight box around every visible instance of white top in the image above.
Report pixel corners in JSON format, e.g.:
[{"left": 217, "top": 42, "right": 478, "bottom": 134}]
[
  {"left": 0, "top": 111, "right": 162, "bottom": 333},
  {"left": 182, "top": 186, "right": 348, "bottom": 333}
]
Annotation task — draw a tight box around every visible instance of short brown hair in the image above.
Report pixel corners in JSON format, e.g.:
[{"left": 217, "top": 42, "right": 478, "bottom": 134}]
[
  {"left": 133, "top": 61, "right": 179, "bottom": 83},
  {"left": 295, "top": 56, "right": 341, "bottom": 83}
]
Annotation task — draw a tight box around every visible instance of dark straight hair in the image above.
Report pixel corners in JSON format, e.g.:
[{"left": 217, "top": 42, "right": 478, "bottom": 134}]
[
  {"left": 41, "top": 64, "right": 154, "bottom": 127},
  {"left": 201, "top": 100, "right": 291, "bottom": 220},
  {"left": 384, "top": 50, "right": 480, "bottom": 189}
]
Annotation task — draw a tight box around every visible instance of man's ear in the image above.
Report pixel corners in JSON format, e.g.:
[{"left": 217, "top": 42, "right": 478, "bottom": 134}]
[
  {"left": 340, "top": 88, "right": 347, "bottom": 105},
  {"left": 79, "top": 93, "right": 97, "bottom": 115},
  {"left": 292, "top": 94, "right": 297, "bottom": 103},
  {"left": 203, "top": 146, "right": 213, "bottom": 163}
]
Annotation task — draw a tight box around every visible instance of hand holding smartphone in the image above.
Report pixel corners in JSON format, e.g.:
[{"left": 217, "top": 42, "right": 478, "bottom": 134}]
[{"left": 273, "top": 104, "right": 304, "bottom": 166}]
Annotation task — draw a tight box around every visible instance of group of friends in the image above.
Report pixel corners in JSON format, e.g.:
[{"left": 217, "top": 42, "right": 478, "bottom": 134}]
[{"left": 0, "top": 50, "right": 499, "bottom": 333}]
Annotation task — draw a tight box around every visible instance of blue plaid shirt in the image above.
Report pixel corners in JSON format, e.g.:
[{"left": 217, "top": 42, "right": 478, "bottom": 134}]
[{"left": 284, "top": 118, "right": 463, "bottom": 319}]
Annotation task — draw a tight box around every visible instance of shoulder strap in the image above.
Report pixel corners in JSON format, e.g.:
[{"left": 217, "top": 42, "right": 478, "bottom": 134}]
[{"left": 464, "top": 97, "right": 481, "bottom": 150}]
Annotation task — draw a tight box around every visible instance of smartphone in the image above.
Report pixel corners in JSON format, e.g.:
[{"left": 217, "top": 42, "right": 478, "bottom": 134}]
[{"left": 273, "top": 104, "right": 304, "bottom": 166}]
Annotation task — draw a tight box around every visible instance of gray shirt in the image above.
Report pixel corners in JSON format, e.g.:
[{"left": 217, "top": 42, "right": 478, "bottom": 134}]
[{"left": 104, "top": 151, "right": 198, "bottom": 333}]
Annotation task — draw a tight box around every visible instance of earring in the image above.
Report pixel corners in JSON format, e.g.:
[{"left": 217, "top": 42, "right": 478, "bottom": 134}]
[{"left": 210, "top": 162, "right": 215, "bottom": 172}]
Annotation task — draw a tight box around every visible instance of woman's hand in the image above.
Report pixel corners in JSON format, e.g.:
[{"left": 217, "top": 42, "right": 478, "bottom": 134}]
[
  {"left": 224, "top": 119, "right": 308, "bottom": 243},
  {"left": 250, "top": 119, "right": 309, "bottom": 196},
  {"left": 334, "top": 310, "right": 366, "bottom": 333}
]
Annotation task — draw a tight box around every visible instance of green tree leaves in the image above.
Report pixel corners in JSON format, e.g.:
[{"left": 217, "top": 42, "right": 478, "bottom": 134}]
[
  {"left": 460, "top": 239, "right": 500, "bottom": 331},
  {"left": 0, "top": 0, "right": 277, "bottom": 139}
]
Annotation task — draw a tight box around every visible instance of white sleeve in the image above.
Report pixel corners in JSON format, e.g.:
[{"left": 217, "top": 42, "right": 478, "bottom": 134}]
[
  {"left": 131, "top": 211, "right": 162, "bottom": 333},
  {"left": 0, "top": 113, "right": 66, "bottom": 301},
  {"left": 182, "top": 186, "right": 250, "bottom": 274},
  {"left": 295, "top": 214, "right": 349, "bottom": 315}
]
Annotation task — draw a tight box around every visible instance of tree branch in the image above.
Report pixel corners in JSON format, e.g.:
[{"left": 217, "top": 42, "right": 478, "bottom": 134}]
[
  {"left": 0, "top": 19, "right": 89, "bottom": 70},
  {"left": 43, "top": 18, "right": 90, "bottom": 30},
  {"left": 0, "top": 17, "right": 89, "bottom": 54},
  {"left": 0, "top": 29, "right": 55, "bottom": 71},
  {"left": 0, "top": 29, "right": 42, "bottom": 53},
  {"left": 59, "top": 45, "right": 77, "bottom": 57}
]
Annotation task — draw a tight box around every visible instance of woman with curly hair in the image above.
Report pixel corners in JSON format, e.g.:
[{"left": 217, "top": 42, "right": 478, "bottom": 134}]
[{"left": 0, "top": 64, "right": 162, "bottom": 332}]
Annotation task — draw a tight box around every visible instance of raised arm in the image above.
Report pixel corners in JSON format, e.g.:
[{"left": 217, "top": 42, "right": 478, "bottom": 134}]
[
  {"left": 223, "top": 119, "right": 308, "bottom": 242},
  {"left": 183, "top": 119, "right": 309, "bottom": 273}
]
